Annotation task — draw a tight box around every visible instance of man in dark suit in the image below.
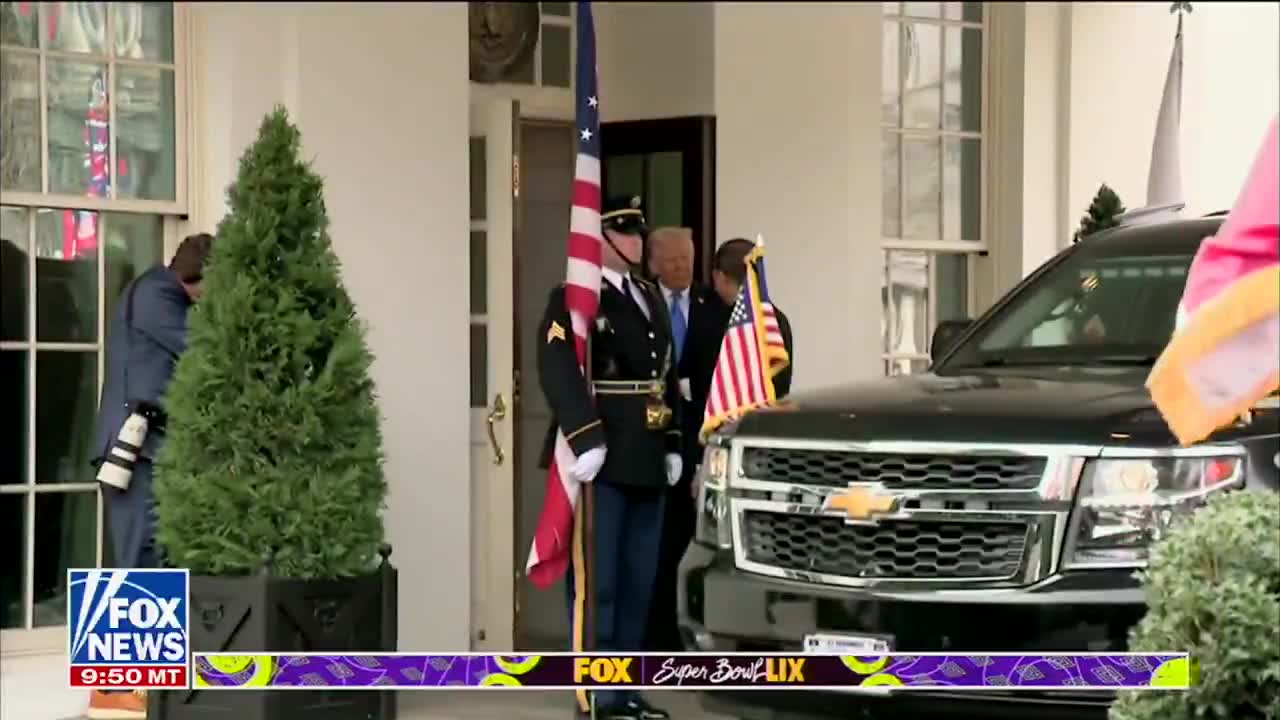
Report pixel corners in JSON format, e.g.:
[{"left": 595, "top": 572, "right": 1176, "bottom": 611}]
[
  {"left": 87, "top": 232, "right": 213, "bottom": 719},
  {"left": 537, "top": 196, "right": 679, "bottom": 720},
  {"left": 712, "top": 238, "right": 794, "bottom": 398},
  {"left": 92, "top": 232, "right": 214, "bottom": 570},
  {"left": 644, "top": 227, "right": 728, "bottom": 651}
]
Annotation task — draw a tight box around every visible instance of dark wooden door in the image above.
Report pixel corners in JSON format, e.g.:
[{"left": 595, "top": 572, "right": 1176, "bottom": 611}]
[{"left": 601, "top": 116, "right": 716, "bottom": 283}]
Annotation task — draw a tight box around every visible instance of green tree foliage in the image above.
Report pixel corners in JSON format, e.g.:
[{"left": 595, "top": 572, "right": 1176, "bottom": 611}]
[
  {"left": 1074, "top": 183, "right": 1127, "bottom": 243},
  {"left": 153, "top": 106, "right": 386, "bottom": 579},
  {"left": 1110, "top": 490, "right": 1280, "bottom": 720}
]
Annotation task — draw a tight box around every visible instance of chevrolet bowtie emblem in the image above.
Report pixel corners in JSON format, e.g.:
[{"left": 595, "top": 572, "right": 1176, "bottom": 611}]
[{"left": 823, "top": 485, "right": 903, "bottom": 523}]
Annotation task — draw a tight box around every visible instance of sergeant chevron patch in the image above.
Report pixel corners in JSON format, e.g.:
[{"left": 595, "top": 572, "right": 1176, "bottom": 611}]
[{"left": 547, "top": 321, "right": 566, "bottom": 344}]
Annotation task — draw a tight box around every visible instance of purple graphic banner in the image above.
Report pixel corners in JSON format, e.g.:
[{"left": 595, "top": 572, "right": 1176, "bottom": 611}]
[{"left": 192, "top": 653, "right": 1192, "bottom": 690}]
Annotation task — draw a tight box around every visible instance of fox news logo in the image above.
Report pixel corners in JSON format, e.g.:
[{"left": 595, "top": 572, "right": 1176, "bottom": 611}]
[{"left": 67, "top": 569, "right": 189, "bottom": 689}]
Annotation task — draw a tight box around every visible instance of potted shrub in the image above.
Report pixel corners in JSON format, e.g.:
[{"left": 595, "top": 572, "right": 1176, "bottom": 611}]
[
  {"left": 149, "top": 106, "right": 397, "bottom": 720},
  {"left": 1074, "top": 183, "right": 1126, "bottom": 242},
  {"left": 1110, "top": 489, "right": 1280, "bottom": 720}
]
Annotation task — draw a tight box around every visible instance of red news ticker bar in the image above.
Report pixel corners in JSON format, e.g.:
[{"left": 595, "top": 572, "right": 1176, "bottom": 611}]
[{"left": 70, "top": 664, "right": 188, "bottom": 689}]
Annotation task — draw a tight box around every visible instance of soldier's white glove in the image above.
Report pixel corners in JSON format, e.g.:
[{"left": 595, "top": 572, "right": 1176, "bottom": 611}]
[
  {"left": 571, "top": 446, "right": 607, "bottom": 484},
  {"left": 664, "top": 454, "right": 683, "bottom": 487}
]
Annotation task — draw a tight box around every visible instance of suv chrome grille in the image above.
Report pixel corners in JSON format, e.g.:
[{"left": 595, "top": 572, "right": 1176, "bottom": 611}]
[
  {"left": 742, "top": 511, "right": 1030, "bottom": 580},
  {"left": 740, "top": 447, "right": 1046, "bottom": 490}
]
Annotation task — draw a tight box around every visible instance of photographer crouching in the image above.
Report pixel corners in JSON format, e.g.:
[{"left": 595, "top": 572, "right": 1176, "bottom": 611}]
[{"left": 86, "top": 232, "right": 213, "bottom": 718}]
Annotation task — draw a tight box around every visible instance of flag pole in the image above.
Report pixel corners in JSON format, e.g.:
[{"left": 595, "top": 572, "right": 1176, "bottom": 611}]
[{"left": 1171, "top": 2, "right": 1191, "bottom": 35}]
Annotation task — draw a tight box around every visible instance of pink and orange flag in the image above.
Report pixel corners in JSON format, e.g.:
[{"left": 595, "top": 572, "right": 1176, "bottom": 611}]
[{"left": 1146, "top": 115, "right": 1280, "bottom": 446}]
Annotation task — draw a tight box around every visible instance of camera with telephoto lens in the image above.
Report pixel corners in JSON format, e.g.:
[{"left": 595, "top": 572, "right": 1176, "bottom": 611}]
[{"left": 96, "top": 401, "right": 166, "bottom": 491}]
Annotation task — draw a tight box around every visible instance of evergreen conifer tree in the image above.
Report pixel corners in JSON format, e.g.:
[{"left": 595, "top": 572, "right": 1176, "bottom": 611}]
[
  {"left": 153, "top": 106, "right": 386, "bottom": 579},
  {"left": 1073, "top": 183, "right": 1126, "bottom": 242}
]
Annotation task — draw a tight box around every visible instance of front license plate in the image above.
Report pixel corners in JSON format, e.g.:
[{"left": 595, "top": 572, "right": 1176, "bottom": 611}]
[
  {"left": 803, "top": 632, "right": 893, "bottom": 655},
  {"left": 803, "top": 633, "right": 897, "bottom": 693}
]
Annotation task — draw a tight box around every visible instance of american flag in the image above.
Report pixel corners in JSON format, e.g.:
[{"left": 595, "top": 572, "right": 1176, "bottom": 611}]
[
  {"left": 525, "top": 0, "right": 604, "bottom": 589},
  {"left": 701, "top": 239, "right": 790, "bottom": 440}
]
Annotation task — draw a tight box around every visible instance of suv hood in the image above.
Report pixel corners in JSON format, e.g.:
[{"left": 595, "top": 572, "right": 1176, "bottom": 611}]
[{"left": 734, "top": 368, "right": 1195, "bottom": 447}]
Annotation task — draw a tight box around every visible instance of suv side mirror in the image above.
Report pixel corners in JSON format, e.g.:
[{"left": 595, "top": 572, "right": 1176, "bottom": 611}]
[{"left": 930, "top": 319, "right": 973, "bottom": 363}]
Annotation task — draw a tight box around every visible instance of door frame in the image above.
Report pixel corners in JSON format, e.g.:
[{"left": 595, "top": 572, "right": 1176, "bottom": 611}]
[{"left": 601, "top": 116, "right": 717, "bottom": 283}]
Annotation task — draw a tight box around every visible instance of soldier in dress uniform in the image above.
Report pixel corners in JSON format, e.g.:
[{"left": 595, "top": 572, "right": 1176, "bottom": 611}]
[{"left": 537, "top": 195, "right": 682, "bottom": 720}]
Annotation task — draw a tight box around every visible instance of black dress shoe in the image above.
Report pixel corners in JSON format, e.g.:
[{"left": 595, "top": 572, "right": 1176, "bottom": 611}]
[
  {"left": 625, "top": 697, "right": 670, "bottom": 720},
  {"left": 574, "top": 706, "right": 640, "bottom": 720}
]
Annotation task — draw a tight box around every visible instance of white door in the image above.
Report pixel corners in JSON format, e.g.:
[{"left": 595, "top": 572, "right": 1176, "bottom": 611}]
[{"left": 469, "top": 98, "right": 517, "bottom": 650}]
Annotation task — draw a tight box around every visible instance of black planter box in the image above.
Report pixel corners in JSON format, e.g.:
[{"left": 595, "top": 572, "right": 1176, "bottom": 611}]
[{"left": 150, "top": 547, "right": 398, "bottom": 720}]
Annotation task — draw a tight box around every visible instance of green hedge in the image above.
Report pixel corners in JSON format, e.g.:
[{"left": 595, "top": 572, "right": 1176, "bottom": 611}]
[{"left": 1110, "top": 489, "right": 1280, "bottom": 720}]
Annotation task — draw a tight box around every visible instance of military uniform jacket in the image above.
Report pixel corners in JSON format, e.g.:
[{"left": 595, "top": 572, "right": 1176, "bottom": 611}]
[{"left": 537, "top": 275, "right": 682, "bottom": 489}]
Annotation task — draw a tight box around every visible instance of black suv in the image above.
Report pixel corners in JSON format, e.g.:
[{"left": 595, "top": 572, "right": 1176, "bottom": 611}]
[{"left": 681, "top": 215, "right": 1280, "bottom": 720}]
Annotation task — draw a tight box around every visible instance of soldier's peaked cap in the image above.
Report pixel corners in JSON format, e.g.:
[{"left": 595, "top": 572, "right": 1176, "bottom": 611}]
[{"left": 601, "top": 195, "right": 648, "bottom": 235}]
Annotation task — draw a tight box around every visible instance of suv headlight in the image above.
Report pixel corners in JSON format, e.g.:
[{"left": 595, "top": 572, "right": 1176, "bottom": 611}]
[
  {"left": 694, "top": 440, "right": 732, "bottom": 550},
  {"left": 1063, "top": 451, "right": 1244, "bottom": 568}
]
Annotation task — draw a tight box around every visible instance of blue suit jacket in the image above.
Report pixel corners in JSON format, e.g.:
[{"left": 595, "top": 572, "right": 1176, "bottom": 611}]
[{"left": 92, "top": 266, "right": 192, "bottom": 464}]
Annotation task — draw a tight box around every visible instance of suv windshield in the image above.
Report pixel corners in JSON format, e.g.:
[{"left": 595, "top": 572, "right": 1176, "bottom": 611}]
[{"left": 944, "top": 243, "right": 1196, "bottom": 369}]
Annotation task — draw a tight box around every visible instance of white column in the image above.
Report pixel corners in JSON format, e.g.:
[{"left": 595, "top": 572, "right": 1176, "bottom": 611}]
[{"left": 714, "top": 2, "right": 883, "bottom": 389}]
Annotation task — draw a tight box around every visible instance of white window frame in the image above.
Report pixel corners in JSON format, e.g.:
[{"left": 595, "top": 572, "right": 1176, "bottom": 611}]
[
  {"left": 0, "top": 1, "right": 189, "bottom": 656},
  {"left": 470, "top": 3, "right": 575, "bottom": 123},
  {"left": 880, "top": 3, "right": 989, "bottom": 375}
]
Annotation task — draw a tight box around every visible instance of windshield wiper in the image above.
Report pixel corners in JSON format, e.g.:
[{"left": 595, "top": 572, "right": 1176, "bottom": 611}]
[
  {"left": 1082, "top": 355, "right": 1159, "bottom": 366},
  {"left": 965, "top": 357, "right": 1050, "bottom": 368},
  {"left": 962, "top": 354, "right": 1158, "bottom": 369}
]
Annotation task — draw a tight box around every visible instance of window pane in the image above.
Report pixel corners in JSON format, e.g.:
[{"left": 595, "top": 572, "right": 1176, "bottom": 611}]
[
  {"left": 35, "top": 351, "right": 98, "bottom": 484},
  {"left": 35, "top": 208, "right": 98, "bottom": 342},
  {"left": 0, "top": 492, "right": 25, "bottom": 628},
  {"left": 935, "top": 252, "right": 969, "bottom": 323},
  {"left": 881, "top": 131, "right": 901, "bottom": 238},
  {"left": 113, "top": 2, "right": 173, "bottom": 63},
  {"left": 903, "top": 2, "right": 941, "bottom": 18},
  {"left": 2, "top": 206, "right": 30, "bottom": 341},
  {"left": 885, "top": 250, "right": 930, "bottom": 358},
  {"left": 1, "top": 51, "right": 41, "bottom": 191},
  {"left": 881, "top": 22, "right": 900, "bottom": 126},
  {"left": 888, "top": 357, "right": 930, "bottom": 376},
  {"left": 604, "top": 154, "right": 643, "bottom": 201},
  {"left": 541, "top": 2, "right": 570, "bottom": 17},
  {"left": 470, "top": 137, "right": 486, "bottom": 221},
  {"left": 115, "top": 65, "right": 177, "bottom": 201},
  {"left": 1, "top": 2, "right": 38, "bottom": 47},
  {"left": 943, "top": 26, "right": 982, "bottom": 133},
  {"left": 882, "top": 2, "right": 902, "bottom": 15},
  {"left": 33, "top": 491, "right": 98, "bottom": 627},
  {"left": 903, "top": 136, "right": 940, "bottom": 241},
  {"left": 43, "top": 2, "right": 107, "bottom": 55},
  {"left": 470, "top": 322, "right": 487, "bottom": 408},
  {"left": 2, "top": 350, "right": 28, "bottom": 484},
  {"left": 541, "top": 23, "right": 570, "bottom": 88},
  {"left": 943, "top": 137, "right": 981, "bottom": 242},
  {"left": 47, "top": 59, "right": 111, "bottom": 196},
  {"left": 102, "top": 211, "right": 164, "bottom": 329},
  {"left": 880, "top": 253, "right": 890, "bottom": 353},
  {"left": 471, "top": 231, "right": 487, "bottom": 314},
  {"left": 943, "top": 2, "right": 984, "bottom": 23},
  {"left": 902, "top": 22, "right": 941, "bottom": 130},
  {"left": 646, "top": 152, "right": 683, "bottom": 229}
]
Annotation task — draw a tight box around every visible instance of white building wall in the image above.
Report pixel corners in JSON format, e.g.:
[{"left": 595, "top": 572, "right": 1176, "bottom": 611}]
[
  {"left": 713, "top": 2, "right": 884, "bottom": 391},
  {"left": 596, "top": 1, "right": 714, "bottom": 121},
  {"left": 187, "top": 1, "right": 472, "bottom": 651},
  {"left": 1063, "top": 2, "right": 1279, "bottom": 237}
]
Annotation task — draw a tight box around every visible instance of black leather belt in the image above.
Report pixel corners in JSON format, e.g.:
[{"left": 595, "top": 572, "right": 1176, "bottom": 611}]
[{"left": 593, "top": 380, "right": 665, "bottom": 395}]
